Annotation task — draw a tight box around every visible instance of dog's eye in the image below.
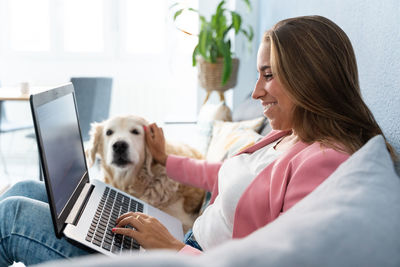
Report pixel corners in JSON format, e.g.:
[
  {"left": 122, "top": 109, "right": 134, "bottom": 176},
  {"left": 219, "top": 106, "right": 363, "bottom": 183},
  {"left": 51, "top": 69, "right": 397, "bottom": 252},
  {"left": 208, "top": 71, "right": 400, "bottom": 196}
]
[
  {"left": 106, "top": 129, "right": 113, "bottom": 136},
  {"left": 131, "top": 129, "right": 140, "bottom": 135}
]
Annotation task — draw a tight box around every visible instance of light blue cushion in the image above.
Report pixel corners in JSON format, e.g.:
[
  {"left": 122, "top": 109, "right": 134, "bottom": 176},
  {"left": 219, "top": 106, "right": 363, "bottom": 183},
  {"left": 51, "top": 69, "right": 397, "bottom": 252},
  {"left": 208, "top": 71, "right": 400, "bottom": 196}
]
[{"left": 37, "top": 135, "right": 400, "bottom": 267}]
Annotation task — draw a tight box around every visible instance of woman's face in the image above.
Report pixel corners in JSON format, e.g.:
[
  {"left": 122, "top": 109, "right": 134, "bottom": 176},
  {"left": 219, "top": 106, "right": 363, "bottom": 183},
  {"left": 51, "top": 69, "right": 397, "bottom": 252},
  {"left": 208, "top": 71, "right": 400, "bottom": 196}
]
[{"left": 252, "top": 42, "right": 295, "bottom": 131}]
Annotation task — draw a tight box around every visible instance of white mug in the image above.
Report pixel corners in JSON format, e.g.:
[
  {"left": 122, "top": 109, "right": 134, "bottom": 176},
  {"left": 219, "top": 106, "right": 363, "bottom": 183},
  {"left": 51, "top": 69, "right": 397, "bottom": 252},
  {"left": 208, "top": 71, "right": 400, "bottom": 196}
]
[{"left": 20, "top": 82, "right": 30, "bottom": 95}]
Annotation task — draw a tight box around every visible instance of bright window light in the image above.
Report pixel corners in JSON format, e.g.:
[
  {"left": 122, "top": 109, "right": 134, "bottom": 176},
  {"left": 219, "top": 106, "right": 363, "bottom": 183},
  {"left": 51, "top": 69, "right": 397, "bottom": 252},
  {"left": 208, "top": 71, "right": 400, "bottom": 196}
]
[
  {"left": 125, "top": 0, "right": 166, "bottom": 54},
  {"left": 9, "top": 0, "right": 50, "bottom": 51},
  {"left": 63, "top": 0, "right": 104, "bottom": 52}
]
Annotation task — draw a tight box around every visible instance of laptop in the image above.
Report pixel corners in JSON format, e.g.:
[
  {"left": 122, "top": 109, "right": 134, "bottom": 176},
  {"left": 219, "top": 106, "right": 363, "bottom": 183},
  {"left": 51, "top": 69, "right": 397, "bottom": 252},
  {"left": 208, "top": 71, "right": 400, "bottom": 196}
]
[{"left": 30, "top": 83, "right": 184, "bottom": 256}]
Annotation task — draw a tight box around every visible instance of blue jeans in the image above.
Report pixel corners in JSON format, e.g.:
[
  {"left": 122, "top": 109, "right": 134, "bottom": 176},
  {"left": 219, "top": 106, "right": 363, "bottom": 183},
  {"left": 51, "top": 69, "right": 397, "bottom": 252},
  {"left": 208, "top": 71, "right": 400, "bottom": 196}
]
[
  {"left": 0, "top": 180, "right": 90, "bottom": 266},
  {"left": 183, "top": 229, "right": 203, "bottom": 251}
]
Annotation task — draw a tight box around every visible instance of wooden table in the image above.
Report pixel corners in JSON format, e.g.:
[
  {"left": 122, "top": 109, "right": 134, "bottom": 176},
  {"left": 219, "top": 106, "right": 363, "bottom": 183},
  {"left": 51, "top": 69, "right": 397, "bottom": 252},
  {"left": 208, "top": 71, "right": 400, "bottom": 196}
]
[
  {"left": 0, "top": 87, "right": 30, "bottom": 130},
  {"left": 0, "top": 87, "right": 49, "bottom": 131},
  {"left": 0, "top": 86, "right": 49, "bottom": 180},
  {"left": 0, "top": 86, "right": 50, "bottom": 101}
]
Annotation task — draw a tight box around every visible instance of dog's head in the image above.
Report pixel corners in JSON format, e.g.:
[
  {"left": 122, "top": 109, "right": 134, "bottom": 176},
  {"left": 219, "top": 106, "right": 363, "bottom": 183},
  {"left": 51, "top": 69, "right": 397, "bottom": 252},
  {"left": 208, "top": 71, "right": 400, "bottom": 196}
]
[{"left": 87, "top": 115, "right": 153, "bottom": 177}]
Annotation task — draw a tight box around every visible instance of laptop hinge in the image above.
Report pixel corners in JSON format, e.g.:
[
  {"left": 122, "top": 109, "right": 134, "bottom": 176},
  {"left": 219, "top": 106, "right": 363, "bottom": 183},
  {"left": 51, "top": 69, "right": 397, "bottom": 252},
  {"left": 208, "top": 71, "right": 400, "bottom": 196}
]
[{"left": 66, "top": 183, "right": 95, "bottom": 226}]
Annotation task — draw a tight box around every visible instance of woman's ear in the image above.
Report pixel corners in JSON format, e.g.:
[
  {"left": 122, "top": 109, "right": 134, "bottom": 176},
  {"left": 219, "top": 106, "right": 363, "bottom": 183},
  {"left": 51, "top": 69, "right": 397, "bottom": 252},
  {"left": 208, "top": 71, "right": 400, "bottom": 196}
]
[{"left": 86, "top": 122, "right": 104, "bottom": 167}]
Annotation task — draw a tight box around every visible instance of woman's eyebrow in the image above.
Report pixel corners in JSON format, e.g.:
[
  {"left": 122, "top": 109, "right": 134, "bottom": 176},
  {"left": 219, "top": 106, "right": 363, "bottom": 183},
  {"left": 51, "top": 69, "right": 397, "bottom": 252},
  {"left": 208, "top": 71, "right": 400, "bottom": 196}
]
[{"left": 260, "top": 65, "right": 271, "bottom": 71}]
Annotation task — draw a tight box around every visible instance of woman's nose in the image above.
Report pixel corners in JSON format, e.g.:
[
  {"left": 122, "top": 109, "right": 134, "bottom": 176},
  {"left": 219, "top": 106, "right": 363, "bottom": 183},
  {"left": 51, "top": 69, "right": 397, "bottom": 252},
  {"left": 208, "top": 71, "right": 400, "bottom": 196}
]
[{"left": 252, "top": 79, "right": 265, "bottom": 100}]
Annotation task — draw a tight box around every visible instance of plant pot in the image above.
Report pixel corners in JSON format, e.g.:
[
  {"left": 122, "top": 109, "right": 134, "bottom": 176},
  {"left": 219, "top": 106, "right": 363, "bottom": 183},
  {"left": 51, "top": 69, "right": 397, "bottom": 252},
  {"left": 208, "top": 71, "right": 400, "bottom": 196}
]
[{"left": 197, "top": 57, "right": 239, "bottom": 93}]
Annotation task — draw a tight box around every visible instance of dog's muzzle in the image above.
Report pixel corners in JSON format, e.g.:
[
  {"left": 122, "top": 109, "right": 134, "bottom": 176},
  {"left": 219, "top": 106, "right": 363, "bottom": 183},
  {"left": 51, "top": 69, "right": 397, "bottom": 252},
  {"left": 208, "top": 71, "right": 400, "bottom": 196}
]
[{"left": 112, "top": 141, "right": 131, "bottom": 167}]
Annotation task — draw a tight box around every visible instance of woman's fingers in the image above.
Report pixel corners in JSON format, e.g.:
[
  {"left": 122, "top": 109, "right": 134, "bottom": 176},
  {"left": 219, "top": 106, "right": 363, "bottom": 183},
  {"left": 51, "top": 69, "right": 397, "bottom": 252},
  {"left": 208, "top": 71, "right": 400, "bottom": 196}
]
[
  {"left": 115, "top": 211, "right": 135, "bottom": 224},
  {"left": 116, "top": 212, "right": 146, "bottom": 225},
  {"left": 144, "top": 123, "right": 167, "bottom": 165},
  {"left": 116, "top": 216, "right": 139, "bottom": 228},
  {"left": 148, "top": 123, "right": 164, "bottom": 140},
  {"left": 113, "top": 213, "right": 184, "bottom": 251},
  {"left": 112, "top": 227, "right": 143, "bottom": 240},
  {"left": 115, "top": 212, "right": 131, "bottom": 225},
  {"left": 148, "top": 123, "right": 158, "bottom": 137}
]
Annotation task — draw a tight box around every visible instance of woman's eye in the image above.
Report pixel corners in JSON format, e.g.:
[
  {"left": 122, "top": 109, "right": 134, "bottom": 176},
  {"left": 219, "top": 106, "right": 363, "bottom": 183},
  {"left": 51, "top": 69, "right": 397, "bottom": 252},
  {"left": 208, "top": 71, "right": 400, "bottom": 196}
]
[
  {"left": 264, "top": 73, "right": 273, "bottom": 80},
  {"left": 131, "top": 129, "right": 140, "bottom": 135},
  {"left": 106, "top": 129, "right": 113, "bottom": 136}
]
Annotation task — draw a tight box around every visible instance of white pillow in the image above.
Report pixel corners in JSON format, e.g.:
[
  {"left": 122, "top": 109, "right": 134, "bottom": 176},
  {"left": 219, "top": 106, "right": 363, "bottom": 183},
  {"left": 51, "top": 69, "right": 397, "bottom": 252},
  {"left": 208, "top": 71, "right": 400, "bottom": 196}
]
[
  {"left": 205, "top": 117, "right": 264, "bottom": 162},
  {"left": 196, "top": 101, "right": 232, "bottom": 155},
  {"left": 38, "top": 135, "right": 400, "bottom": 267}
]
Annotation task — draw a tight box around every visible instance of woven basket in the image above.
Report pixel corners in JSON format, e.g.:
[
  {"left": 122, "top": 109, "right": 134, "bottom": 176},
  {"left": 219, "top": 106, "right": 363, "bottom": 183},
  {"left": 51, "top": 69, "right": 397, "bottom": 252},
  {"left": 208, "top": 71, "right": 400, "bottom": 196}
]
[{"left": 197, "top": 57, "right": 239, "bottom": 93}]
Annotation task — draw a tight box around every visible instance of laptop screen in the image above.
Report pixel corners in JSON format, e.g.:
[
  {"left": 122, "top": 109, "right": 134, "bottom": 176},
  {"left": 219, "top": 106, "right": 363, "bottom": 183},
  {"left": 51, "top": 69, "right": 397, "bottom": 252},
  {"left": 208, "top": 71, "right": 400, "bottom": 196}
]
[{"left": 35, "top": 92, "right": 87, "bottom": 216}]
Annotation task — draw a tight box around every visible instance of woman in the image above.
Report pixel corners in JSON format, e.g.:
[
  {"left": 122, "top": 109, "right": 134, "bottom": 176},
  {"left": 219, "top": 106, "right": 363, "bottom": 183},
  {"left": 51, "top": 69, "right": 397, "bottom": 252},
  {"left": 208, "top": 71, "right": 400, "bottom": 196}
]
[{"left": 0, "top": 15, "right": 396, "bottom": 265}]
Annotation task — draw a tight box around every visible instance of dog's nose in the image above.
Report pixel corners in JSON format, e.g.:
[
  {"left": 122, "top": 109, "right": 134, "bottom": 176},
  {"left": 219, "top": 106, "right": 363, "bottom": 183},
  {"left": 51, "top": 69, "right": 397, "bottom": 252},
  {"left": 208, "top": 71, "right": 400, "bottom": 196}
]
[{"left": 112, "top": 141, "right": 128, "bottom": 153}]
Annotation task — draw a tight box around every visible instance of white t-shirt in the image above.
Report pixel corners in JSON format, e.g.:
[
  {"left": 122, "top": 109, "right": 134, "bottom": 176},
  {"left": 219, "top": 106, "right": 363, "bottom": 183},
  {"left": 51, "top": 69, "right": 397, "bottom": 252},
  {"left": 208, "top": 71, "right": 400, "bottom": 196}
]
[{"left": 193, "top": 139, "right": 283, "bottom": 250}]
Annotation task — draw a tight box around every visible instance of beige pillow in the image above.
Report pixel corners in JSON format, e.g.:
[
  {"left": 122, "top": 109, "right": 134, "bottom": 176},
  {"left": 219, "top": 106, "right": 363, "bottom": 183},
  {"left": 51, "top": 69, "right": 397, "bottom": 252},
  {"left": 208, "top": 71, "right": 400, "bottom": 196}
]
[
  {"left": 206, "top": 117, "right": 264, "bottom": 162},
  {"left": 196, "top": 101, "right": 232, "bottom": 155}
]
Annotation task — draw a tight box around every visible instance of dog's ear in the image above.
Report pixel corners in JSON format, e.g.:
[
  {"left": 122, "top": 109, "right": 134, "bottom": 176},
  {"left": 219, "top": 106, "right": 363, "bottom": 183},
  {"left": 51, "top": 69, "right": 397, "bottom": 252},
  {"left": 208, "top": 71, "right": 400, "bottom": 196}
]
[
  {"left": 86, "top": 122, "right": 104, "bottom": 167},
  {"left": 144, "top": 146, "right": 154, "bottom": 177}
]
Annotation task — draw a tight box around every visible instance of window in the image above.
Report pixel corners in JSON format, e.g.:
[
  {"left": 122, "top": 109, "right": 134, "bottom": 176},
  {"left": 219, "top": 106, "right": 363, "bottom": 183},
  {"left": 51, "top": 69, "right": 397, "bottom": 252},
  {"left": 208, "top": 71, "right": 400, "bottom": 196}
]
[
  {"left": 9, "top": 0, "right": 50, "bottom": 51},
  {"left": 125, "top": 0, "right": 166, "bottom": 54},
  {"left": 0, "top": 0, "right": 201, "bottom": 122},
  {"left": 62, "top": 0, "right": 104, "bottom": 52}
]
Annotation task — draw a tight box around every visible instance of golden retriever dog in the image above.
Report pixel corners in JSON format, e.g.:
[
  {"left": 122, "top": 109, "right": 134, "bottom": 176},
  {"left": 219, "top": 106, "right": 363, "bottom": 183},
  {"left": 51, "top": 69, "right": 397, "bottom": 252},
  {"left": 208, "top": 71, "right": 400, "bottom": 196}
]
[{"left": 86, "top": 115, "right": 205, "bottom": 232}]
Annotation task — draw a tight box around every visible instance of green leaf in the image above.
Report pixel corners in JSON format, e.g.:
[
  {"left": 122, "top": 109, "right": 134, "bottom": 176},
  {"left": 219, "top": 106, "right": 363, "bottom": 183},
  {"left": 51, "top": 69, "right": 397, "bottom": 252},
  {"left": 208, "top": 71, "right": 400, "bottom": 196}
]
[
  {"left": 212, "top": 2, "right": 227, "bottom": 39},
  {"left": 240, "top": 25, "right": 254, "bottom": 42},
  {"left": 192, "top": 45, "right": 199, "bottom": 66},
  {"left": 218, "top": 16, "right": 227, "bottom": 38},
  {"left": 231, "top": 11, "right": 242, "bottom": 34},
  {"left": 248, "top": 25, "right": 254, "bottom": 41},
  {"left": 173, "top": 9, "right": 184, "bottom": 21},
  {"left": 169, "top": 2, "right": 179, "bottom": 10},
  {"left": 198, "top": 23, "right": 212, "bottom": 61},
  {"left": 222, "top": 24, "right": 233, "bottom": 39},
  {"left": 242, "top": 0, "right": 252, "bottom": 12},
  {"left": 199, "top": 15, "right": 206, "bottom": 25},
  {"left": 210, "top": 41, "right": 219, "bottom": 62},
  {"left": 217, "top": 40, "right": 232, "bottom": 85},
  {"left": 240, "top": 29, "right": 248, "bottom": 38},
  {"left": 216, "top": 1, "right": 226, "bottom": 15},
  {"left": 188, "top": 7, "right": 198, "bottom": 13}
]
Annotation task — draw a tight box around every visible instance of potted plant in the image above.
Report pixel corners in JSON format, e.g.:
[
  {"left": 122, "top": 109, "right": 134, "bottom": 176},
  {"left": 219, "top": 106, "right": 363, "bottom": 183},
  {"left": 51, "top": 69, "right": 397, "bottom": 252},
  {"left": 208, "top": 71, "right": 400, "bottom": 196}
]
[{"left": 172, "top": 0, "right": 254, "bottom": 97}]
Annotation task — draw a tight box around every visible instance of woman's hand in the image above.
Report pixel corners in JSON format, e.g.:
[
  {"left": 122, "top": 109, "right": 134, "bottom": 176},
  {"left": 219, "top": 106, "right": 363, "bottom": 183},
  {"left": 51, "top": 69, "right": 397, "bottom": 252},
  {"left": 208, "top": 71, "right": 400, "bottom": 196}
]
[
  {"left": 112, "top": 212, "right": 185, "bottom": 251},
  {"left": 144, "top": 123, "right": 168, "bottom": 166}
]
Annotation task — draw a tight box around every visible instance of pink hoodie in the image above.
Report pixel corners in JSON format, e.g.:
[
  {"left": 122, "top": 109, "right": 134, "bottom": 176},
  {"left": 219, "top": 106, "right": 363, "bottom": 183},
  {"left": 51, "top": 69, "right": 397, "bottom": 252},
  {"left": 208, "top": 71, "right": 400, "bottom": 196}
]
[{"left": 166, "top": 130, "right": 349, "bottom": 255}]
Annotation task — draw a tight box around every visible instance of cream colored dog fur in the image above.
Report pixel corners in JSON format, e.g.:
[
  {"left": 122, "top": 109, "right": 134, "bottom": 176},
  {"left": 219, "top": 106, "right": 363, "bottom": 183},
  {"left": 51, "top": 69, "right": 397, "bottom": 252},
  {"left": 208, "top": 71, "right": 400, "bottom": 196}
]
[{"left": 86, "top": 115, "right": 205, "bottom": 232}]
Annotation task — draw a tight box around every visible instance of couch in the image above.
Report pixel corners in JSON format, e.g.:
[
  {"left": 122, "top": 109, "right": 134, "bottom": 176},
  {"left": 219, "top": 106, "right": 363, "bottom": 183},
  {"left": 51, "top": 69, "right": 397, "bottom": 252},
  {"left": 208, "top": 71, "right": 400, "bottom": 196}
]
[
  {"left": 36, "top": 94, "right": 400, "bottom": 267},
  {"left": 37, "top": 135, "right": 400, "bottom": 267}
]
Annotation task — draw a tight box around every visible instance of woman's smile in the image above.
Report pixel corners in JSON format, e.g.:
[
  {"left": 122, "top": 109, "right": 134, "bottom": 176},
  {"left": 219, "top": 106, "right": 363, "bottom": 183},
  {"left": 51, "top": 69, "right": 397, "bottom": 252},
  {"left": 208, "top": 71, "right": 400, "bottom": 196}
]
[{"left": 262, "top": 101, "right": 278, "bottom": 115}]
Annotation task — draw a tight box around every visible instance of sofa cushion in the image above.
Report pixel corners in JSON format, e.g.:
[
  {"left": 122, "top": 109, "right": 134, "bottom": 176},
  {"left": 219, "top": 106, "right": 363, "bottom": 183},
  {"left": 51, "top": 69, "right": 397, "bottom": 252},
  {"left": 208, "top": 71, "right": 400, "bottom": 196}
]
[
  {"left": 196, "top": 101, "right": 232, "bottom": 155},
  {"left": 205, "top": 117, "right": 264, "bottom": 162}
]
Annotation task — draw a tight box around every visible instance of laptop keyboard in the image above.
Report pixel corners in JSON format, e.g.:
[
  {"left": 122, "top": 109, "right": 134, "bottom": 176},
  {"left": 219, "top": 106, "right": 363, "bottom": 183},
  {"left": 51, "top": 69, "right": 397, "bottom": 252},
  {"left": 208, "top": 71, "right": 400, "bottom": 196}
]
[{"left": 85, "top": 187, "right": 144, "bottom": 254}]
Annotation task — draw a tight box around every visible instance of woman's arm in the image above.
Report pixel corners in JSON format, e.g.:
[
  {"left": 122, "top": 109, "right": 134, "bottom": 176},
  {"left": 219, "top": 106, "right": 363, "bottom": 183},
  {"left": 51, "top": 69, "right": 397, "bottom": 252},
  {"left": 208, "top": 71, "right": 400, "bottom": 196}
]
[
  {"left": 145, "top": 123, "right": 222, "bottom": 194},
  {"left": 166, "top": 155, "right": 221, "bottom": 193}
]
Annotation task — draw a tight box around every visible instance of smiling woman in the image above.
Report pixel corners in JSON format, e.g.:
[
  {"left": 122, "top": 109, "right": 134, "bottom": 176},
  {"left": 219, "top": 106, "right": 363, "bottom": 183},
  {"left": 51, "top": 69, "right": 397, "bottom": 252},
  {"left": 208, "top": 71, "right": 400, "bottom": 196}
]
[{"left": 252, "top": 42, "right": 295, "bottom": 132}]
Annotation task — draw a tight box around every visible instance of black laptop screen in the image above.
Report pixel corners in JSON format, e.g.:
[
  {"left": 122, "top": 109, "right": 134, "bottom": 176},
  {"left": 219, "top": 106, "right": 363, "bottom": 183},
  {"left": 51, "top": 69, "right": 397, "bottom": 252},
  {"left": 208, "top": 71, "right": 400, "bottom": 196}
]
[{"left": 36, "top": 93, "right": 86, "bottom": 215}]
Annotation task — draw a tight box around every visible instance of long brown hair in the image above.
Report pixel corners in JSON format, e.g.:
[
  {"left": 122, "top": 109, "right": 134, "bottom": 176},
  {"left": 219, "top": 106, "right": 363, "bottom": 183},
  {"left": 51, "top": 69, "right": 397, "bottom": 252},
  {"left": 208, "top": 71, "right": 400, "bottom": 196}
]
[{"left": 264, "top": 15, "right": 397, "bottom": 160}]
